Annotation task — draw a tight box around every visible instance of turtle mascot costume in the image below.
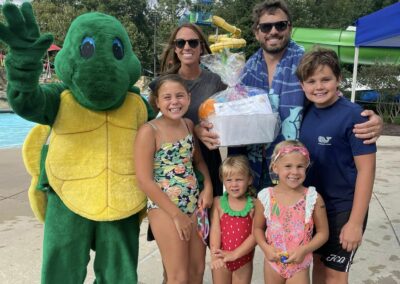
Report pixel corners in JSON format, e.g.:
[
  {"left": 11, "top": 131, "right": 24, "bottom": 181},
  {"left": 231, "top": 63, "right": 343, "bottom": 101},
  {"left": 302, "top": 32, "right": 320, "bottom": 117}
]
[{"left": 1, "top": 3, "right": 153, "bottom": 283}]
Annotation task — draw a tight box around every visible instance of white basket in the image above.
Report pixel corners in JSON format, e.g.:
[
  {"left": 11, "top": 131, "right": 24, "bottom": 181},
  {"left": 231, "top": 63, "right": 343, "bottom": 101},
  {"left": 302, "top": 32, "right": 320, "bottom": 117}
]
[{"left": 209, "top": 113, "right": 280, "bottom": 147}]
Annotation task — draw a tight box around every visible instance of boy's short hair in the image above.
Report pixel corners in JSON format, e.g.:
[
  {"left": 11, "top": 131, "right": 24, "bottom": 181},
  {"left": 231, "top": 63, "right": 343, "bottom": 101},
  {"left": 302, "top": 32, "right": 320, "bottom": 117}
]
[
  {"left": 296, "top": 47, "right": 341, "bottom": 82},
  {"left": 252, "top": 0, "right": 292, "bottom": 31}
]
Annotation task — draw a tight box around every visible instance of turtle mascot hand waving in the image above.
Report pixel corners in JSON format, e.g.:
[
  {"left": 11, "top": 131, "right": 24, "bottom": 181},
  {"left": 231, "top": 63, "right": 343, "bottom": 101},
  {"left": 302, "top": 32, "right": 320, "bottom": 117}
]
[{"left": 1, "top": 3, "right": 153, "bottom": 283}]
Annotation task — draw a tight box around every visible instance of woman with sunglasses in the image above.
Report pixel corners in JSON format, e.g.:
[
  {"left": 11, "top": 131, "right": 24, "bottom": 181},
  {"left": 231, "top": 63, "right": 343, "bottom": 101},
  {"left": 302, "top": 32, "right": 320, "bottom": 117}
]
[
  {"left": 147, "top": 23, "right": 226, "bottom": 282},
  {"left": 150, "top": 23, "right": 226, "bottom": 198}
]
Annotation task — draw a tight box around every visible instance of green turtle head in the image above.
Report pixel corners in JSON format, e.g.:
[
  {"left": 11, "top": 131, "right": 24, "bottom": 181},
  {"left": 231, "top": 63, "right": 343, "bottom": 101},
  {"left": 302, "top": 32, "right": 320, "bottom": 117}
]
[{"left": 55, "top": 12, "right": 141, "bottom": 111}]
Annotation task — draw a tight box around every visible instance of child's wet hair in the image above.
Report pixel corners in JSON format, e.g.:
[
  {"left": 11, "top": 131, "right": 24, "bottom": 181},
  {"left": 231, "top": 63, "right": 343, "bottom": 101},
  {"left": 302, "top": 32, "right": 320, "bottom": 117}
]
[
  {"left": 270, "top": 140, "right": 310, "bottom": 171},
  {"left": 220, "top": 155, "right": 256, "bottom": 196},
  {"left": 150, "top": 74, "right": 189, "bottom": 112},
  {"left": 152, "top": 74, "right": 189, "bottom": 98},
  {"left": 296, "top": 47, "right": 341, "bottom": 82}
]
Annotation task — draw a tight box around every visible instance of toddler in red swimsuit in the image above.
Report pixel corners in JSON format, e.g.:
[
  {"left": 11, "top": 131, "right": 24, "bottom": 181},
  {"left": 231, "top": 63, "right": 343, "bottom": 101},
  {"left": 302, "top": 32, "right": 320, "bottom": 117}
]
[{"left": 210, "top": 155, "right": 257, "bottom": 284}]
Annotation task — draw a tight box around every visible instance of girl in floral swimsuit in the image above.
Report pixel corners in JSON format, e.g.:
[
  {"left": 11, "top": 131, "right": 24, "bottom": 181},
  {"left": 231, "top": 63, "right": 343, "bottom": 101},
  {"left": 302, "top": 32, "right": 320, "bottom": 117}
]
[
  {"left": 210, "top": 155, "right": 257, "bottom": 284},
  {"left": 253, "top": 140, "right": 329, "bottom": 284},
  {"left": 135, "top": 74, "right": 213, "bottom": 283}
]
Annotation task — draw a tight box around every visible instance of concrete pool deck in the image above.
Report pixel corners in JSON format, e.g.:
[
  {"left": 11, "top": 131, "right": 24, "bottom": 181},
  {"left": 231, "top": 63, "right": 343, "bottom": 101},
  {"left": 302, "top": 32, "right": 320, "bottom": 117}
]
[{"left": 1, "top": 136, "right": 399, "bottom": 283}]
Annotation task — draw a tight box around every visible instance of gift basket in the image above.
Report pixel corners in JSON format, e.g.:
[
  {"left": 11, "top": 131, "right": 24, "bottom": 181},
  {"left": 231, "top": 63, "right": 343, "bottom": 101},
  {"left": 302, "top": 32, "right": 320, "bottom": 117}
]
[{"left": 199, "top": 50, "right": 280, "bottom": 146}]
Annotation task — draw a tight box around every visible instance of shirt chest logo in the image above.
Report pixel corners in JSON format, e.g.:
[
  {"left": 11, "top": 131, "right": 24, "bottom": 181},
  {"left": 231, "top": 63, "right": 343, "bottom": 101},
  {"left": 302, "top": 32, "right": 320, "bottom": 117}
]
[{"left": 318, "top": 136, "right": 332, "bottom": 145}]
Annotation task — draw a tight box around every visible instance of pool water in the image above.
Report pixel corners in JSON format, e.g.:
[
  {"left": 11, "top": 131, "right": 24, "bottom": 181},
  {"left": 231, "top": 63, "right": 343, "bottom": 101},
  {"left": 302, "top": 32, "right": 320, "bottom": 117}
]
[{"left": 0, "top": 113, "right": 35, "bottom": 148}]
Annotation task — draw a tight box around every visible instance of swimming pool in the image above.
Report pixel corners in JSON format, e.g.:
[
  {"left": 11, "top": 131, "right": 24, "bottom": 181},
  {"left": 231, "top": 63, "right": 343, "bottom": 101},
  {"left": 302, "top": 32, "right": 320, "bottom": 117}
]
[{"left": 0, "top": 113, "right": 35, "bottom": 148}]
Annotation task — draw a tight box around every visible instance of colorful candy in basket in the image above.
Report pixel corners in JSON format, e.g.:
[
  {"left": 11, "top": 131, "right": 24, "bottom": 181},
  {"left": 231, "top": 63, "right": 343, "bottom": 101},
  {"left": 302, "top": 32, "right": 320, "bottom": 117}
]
[{"left": 200, "top": 51, "right": 280, "bottom": 146}]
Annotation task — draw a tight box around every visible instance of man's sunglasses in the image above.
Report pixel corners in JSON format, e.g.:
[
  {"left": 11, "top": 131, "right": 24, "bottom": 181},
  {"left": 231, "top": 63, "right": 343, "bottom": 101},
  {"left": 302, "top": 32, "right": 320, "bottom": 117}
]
[
  {"left": 174, "top": 38, "right": 201, "bottom": 49},
  {"left": 257, "top": 21, "right": 290, "bottom": 33}
]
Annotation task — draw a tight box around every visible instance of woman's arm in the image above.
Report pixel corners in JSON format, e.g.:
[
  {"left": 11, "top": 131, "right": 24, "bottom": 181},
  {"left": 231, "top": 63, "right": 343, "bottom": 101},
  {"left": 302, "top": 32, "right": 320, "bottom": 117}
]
[
  {"left": 340, "top": 153, "right": 376, "bottom": 252},
  {"left": 135, "top": 123, "right": 192, "bottom": 241},
  {"left": 286, "top": 194, "right": 329, "bottom": 264},
  {"left": 188, "top": 119, "right": 213, "bottom": 209}
]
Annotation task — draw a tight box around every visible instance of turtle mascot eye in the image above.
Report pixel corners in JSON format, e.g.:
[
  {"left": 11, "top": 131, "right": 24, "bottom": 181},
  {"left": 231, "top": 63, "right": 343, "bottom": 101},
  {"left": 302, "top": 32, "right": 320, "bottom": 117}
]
[
  {"left": 0, "top": 3, "right": 153, "bottom": 283},
  {"left": 112, "top": 38, "right": 124, "bottom": 60},
  {"left": 80, "top": 37, "right": 95, "bottom": 59}
]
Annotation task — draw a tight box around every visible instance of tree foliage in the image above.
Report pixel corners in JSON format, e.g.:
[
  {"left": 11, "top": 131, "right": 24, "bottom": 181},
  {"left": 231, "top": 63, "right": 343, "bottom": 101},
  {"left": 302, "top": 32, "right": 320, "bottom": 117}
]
[
  {"left": 30, "top": 0, "right": 153, "bottom": 72},
  {"left": 211, "top": 0, "right": 398, "bottom": 58},
  {"left": 144, "top": 0, "right": 192, "bottom": 76},
  {"left": 211, "top": 0, "right": 260, "bottom": 58},
  {"left": 32, "top": 1, "right": 82, "bottom": 46},
  {"left": 358, "top": 63, "right": 400, "bottom": 123},
  {"left": 0, "top": 0, "right": 397, "bottom": 80}
]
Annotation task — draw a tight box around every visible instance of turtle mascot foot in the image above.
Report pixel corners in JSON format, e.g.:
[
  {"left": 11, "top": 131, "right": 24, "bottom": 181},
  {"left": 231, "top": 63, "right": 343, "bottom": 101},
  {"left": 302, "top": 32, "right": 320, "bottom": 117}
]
[{"left": 0, "top": 3, "right": 153, "bottom": 283}]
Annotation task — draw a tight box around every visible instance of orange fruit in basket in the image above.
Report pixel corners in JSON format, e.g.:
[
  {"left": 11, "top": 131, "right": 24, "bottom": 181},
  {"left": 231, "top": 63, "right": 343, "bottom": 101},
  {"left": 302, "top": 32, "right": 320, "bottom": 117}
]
[{"left": 199, "top": 98, "right": 216, "bottom": 120}]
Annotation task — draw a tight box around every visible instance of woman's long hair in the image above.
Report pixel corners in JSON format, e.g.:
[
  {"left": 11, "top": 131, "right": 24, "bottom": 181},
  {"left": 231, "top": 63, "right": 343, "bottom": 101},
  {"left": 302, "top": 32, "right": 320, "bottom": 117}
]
[{"left": 158, "top": 23, "right": 212, "bottom": 75}]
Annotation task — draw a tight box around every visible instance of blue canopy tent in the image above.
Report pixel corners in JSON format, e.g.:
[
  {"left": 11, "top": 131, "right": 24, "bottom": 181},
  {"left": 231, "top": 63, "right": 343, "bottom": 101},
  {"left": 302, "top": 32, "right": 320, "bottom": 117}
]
[{"left": 351, "top": 2, "right": 400, "bottom": 102}]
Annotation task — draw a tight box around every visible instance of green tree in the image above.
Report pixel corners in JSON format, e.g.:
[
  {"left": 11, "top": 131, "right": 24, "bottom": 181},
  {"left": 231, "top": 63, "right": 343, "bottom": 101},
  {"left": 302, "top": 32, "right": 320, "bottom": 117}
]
[
  {"left": 211, "top": 0, "right": 398, "bottom": 58},
  {"left": 288, "top": 0, "right": 398, "bottom": 28},
  {"left": 211, "top": 0, "right": 260, "bottom": 58},
  {"left": 358, "top": 63, "right": 400, "bottom": 123},
  {"left": 31, "top": 0, "right": 153, "bottom": 72},
  {"left": 146, "top": 0, "right": 191, "bottom": 75},
  {"left": 5, "top": 0, "right": 398, "bottom": 75},
  {"left": 32, "top": 0, "right": 82, "bottom": 46}
]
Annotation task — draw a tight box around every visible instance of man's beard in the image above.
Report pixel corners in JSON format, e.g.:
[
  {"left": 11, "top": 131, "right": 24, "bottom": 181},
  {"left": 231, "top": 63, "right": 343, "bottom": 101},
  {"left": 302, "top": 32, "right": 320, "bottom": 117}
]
[{"left": 260, "top": 36, "right": 290, "bottom": 54}]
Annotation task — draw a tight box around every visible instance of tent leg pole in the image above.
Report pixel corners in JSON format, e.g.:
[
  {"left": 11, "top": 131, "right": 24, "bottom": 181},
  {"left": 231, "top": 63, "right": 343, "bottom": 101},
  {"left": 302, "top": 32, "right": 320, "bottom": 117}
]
[{"left": 351, "top": 47, "right": 359, "bottom": 103}]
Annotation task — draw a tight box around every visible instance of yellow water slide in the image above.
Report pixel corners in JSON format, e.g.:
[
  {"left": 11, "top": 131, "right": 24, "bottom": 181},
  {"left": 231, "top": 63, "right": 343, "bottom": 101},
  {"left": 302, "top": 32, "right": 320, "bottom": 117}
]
[{"left": 209, "top": 16, "right": 246, "bottom": 53}]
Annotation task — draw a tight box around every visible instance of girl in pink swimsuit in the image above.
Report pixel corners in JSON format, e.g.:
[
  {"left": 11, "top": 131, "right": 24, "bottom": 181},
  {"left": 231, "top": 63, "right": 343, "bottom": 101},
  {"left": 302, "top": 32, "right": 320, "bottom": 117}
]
[
  {"left": 210, "top": 155, "right": 257, "bottom": 284},
  {"left": 253, "top": 140, "right": 329, "bottom": 283}
]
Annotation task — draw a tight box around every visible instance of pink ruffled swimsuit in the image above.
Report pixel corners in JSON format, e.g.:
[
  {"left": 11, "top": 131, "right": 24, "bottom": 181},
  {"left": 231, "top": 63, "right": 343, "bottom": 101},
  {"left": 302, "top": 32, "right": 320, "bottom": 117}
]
[
  {"left": 258, "top": 187, "right": 317, "bottom": 279},
  {"left": 220, "top": 193, "right": 254, "bottom": 271}
]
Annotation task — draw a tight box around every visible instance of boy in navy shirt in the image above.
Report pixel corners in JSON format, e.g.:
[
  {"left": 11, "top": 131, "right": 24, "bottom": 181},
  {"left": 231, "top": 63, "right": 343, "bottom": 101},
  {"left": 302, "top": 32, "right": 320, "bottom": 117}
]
[{"left": 297, "top": 48, "right": 376, "bottom": 284}]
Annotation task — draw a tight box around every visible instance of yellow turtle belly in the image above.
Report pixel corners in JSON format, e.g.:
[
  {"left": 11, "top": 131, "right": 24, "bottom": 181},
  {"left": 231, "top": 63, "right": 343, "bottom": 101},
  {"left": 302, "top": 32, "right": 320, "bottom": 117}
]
[{"left": 46, "top": 90, "right": 147, "bottom": 221}]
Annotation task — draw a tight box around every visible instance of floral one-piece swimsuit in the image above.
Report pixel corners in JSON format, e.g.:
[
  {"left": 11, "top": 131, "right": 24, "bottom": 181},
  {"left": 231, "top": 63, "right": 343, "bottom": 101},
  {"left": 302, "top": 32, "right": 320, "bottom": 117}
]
[
  {"left": 147, "top": 120, "right": 199, "bottom": 214},
  {"left": 258, "top": 186, "right": 317, "bottom": 279}
]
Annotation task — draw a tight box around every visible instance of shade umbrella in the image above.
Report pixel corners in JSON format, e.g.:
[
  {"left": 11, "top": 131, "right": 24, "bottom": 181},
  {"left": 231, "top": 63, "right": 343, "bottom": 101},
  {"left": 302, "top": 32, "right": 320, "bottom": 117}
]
[
  {"left": 44, "top": 44, "right": 61, "bottom": 79},
  {"left": 48, "top": 44, "right": 61, "bottom": 52},
  {"left": 351, "top": 2, "right": 400, "bottom": 102}
]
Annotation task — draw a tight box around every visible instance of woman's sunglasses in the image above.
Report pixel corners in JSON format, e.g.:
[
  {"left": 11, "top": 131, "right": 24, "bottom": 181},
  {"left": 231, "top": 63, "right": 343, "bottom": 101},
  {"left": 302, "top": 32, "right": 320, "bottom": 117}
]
[
  {"left": 174, "top": 38, "right": 201, "bottom": 49},
  {"left": 257, "top": 20, "right": 290, "bottom": 33}
]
